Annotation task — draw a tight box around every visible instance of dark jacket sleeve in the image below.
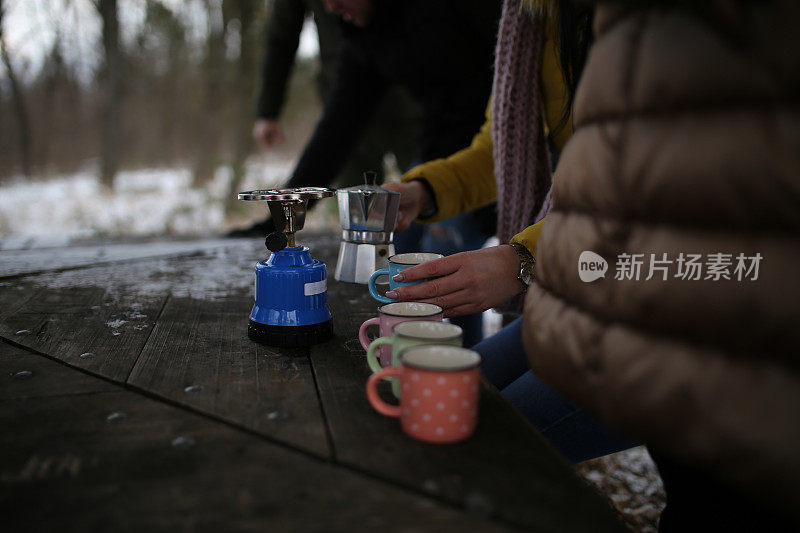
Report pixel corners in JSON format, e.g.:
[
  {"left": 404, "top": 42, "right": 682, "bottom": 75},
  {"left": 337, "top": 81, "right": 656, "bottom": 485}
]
[
  {"left": 255, "top": 0, "right": 308, "bottom": 119},
  {"left": 286, "top": 38, "right": 387, "bottom": 188}
]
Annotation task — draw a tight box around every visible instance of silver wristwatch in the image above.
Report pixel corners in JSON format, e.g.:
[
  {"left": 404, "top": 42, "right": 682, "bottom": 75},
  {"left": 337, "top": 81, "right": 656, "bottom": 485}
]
[{"left": 509, "top": 242, "right": 536, "bottom": 288}]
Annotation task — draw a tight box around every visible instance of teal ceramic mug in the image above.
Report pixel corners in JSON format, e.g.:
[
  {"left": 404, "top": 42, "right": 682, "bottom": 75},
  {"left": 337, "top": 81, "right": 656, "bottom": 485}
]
[
  {"left": 367, "top": 253, "right": 443, "bottom": 304},
  {"left": 366, "top": 320, "right": 463, "bottom": 398}
]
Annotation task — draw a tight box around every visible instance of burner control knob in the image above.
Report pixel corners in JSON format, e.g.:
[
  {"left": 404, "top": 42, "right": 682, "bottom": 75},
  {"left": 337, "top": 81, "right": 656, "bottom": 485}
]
[{"left": 265, "top": 231, "right": 288, "bottom": 252}]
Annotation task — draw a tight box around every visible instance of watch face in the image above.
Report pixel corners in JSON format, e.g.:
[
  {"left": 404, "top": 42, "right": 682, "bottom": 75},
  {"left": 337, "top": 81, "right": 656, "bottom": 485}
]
[
  {"left": 519, "top": 267, "right": 533, "bottom": 286},
  {"left": 510, "top": 243, "right": 534, "bottom": 287}
]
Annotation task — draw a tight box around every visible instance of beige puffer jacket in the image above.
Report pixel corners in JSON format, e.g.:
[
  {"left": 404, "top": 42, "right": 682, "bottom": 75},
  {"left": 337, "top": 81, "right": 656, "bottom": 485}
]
[{"left": 523, "top": 0, "right": 800, "bottom": 517}]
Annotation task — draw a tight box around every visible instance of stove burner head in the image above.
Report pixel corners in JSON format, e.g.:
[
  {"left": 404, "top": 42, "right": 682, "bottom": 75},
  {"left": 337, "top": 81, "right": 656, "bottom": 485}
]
[{"left": 238, "top": 187, "right": 336, "bottom": 250}]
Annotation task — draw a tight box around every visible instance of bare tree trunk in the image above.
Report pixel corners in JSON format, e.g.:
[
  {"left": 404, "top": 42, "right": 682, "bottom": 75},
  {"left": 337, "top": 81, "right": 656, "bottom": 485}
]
[
  {"left": 224, "top": 0, "right": 259, "bottom": 215},
  {"left": 193, "top": 0, "right": 226, "bottom": 186},
  {"left": 97, "top": 0, "right": 122, "bottom": 188},
  {"left": 39, "top": 32, "right": 64, "bottom": 170},
  {"left": 0, "top": 0, "right": 32, "bottom": 177}
]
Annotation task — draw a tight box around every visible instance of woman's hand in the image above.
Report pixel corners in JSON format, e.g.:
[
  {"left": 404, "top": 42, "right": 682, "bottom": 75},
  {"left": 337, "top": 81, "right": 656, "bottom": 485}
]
[
  {"left": 381, "top": 181, "right": 435, "bottom": 232},
  {"left": 385, "top": 245, "right": 526, "bottom": 317}
]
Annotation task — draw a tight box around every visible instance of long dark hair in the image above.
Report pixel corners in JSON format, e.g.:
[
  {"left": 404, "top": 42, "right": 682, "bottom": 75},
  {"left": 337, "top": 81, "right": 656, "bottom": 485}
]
[{"left": 554, "top": 0, "right": 595, "bottom": 133}]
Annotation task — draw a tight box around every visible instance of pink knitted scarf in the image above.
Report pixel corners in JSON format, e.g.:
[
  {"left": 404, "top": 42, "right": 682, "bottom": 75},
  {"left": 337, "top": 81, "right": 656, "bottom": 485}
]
[{"left": 492, "top": 0, "right": 553, "bottom": 246}]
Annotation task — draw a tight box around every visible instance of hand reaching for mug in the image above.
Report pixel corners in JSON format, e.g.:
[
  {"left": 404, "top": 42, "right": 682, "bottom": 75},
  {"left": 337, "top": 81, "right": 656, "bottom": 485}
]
[
  {"left": 381, "top": 181, "right": 435, "bottom": 232},
  {"left": 385, "top": 245, "right": 526, "bottom": 317}
]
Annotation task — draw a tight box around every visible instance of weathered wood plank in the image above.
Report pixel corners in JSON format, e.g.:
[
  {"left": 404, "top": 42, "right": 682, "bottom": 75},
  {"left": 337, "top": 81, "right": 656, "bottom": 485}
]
[
  {"left": 311, "top": 278, "right": 624, "bottom": 532},
  {"left": 0, "top": 240, "right": 261, "bottom": 383},
  {"left": 0, "top": 279, "right": 42, "bottom": 342},
  {"left": 0, "top": 350, "right": 509, "bottom": 532},
  {"left": 0, "top": 281, "right": 166, "bottom": 383},
  {"left": 1, "top": 342, "right": 116, "bottom": 400},
  {"left": 128, "top": 293, "right": 331, "bottom": 458},
  {"left": 0, "top": 238, "right": 236, "bottom": 278}
]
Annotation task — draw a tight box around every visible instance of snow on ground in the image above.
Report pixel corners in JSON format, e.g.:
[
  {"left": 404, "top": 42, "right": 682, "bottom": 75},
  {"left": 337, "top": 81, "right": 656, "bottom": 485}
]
[
  {"left": 576, "top": 447, "right": 666, "bottom": 532},
  {"left": 0, "top": 156, "right": 296, "bottom": 245}
]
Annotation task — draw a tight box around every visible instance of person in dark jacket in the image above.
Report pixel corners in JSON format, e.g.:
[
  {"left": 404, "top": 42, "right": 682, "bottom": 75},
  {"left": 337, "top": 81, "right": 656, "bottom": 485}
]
[
  {"left": 234, "top": 0, "right": 503, "bottom": 346},
  {"left": 285, "top": 0, "right": 500, "bottom": 189},
  {"left": 251, "top": 0, "right": 419, "bottom": 179},
  {"left": 253, "top": 0, "right": 339, "bottom": 147}
]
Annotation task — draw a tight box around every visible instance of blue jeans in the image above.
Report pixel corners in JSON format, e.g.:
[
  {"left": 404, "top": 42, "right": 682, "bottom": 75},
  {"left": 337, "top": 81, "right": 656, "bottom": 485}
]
[
  {"left": 394, "top": 213, "right": 490, "bottom": 347},
  {"left": 474, "top": 318, "right": 639, "bottom": 463}
]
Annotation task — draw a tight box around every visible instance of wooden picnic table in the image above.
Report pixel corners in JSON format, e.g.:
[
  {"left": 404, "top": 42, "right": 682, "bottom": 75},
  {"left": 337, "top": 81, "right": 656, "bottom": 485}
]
[{"left": 0, "top": 233, "right": 625, "bottom": 532}]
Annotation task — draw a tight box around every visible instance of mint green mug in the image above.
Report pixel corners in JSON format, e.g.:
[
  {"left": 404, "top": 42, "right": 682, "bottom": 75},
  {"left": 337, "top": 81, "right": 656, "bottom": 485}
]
[{"left": 367, "top": 320, "right": 463, "bottom": 398}]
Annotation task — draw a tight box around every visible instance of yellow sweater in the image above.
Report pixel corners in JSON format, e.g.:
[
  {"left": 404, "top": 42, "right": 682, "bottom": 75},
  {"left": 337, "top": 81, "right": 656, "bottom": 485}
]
[{"left": 401, "top": 16, "right": 570, "bottom": 257}]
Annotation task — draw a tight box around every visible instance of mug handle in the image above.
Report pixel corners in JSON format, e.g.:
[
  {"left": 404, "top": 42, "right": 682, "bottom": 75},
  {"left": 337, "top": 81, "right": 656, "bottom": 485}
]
[
  {"left": 366, "top": 337, "right": 393, "bottom": 373},
  {"left": 368, "top": 268, "right": 394, "bottom": 304},
  {"left": 366, "top": 367, "right": 402, "bottom": 418},
  {"left": 358, "top": 317, "right": 381, "bottom": 351}
]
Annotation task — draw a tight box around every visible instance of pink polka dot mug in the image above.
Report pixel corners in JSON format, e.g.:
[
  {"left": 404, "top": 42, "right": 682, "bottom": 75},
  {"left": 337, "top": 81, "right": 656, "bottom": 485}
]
[{"left": 366, "top": 345, "right": 481, "bottom": 444}]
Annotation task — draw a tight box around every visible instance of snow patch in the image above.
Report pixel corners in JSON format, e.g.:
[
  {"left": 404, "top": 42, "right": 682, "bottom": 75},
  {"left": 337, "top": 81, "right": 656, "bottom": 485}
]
[{"left": 0, "top": 160, "right": 295, "bottom": 240}]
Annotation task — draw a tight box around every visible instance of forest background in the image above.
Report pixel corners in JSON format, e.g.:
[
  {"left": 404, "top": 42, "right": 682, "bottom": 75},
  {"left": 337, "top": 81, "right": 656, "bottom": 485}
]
[{"left": 0, "top": 0, "right": 326, "bottom": 242}]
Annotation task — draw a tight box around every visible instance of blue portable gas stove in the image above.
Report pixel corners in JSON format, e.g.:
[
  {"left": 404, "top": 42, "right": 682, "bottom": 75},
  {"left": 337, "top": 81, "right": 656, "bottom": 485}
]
[{"left": 237, "top": 187, "right": 336, "bottom": 347}]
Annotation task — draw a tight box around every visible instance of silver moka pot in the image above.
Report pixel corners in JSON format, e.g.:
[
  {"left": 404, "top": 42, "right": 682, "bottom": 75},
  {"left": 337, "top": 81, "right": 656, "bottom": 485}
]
[{"left": 335, "top": 171, "right": 400, "bottom": 284}]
